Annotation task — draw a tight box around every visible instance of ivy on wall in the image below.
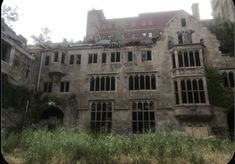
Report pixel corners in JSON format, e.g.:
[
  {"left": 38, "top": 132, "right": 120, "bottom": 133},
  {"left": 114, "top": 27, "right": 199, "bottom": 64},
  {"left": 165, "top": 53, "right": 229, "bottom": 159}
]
[
  {"left": 205, "top": 67, "right": 234, "bottom": 111},
  {"left": 2, "top": 74, "right": 31, "bottom": 110}
]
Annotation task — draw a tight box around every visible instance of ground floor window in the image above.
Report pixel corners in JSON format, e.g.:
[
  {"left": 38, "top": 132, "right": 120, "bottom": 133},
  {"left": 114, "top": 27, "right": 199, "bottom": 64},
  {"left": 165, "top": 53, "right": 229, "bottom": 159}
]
[
  {"left": 90, "top": 101, "right": 112, "bottom": 132},
  {"left": 131, "top": 100, "right": 155, "bottom": 133}
]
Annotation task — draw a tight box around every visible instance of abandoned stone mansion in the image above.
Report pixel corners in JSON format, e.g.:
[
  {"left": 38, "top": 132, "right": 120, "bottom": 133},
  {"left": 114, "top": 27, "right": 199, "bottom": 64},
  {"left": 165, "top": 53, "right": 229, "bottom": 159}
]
[{"left": 1, "top": 3, "right": 234, "bottom": 137}]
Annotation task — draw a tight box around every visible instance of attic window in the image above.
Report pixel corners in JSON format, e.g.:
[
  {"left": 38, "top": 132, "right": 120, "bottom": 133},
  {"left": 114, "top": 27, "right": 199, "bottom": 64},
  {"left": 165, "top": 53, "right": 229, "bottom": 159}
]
[{"left": 181, "top": 18, "right": 186, "bottom": 27}]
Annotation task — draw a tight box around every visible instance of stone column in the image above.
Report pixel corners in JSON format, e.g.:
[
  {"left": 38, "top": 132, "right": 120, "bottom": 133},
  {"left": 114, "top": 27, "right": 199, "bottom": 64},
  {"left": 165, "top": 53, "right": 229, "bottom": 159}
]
[
  {"left": 174, "top": 50, "right": 179, "bottom": 68},
  {"left": 203, "top": 77, "right": 209, "bottom": 104},
  {"left": 199, "top": 49, "right": 204, "bottom": 66}
]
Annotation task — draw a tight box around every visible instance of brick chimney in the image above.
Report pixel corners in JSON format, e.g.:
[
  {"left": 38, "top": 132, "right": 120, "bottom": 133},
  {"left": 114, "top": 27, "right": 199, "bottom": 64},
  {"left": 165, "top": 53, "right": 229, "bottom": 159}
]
[{"left": 191, "top": 3, "right": 200, "bottom": 20}]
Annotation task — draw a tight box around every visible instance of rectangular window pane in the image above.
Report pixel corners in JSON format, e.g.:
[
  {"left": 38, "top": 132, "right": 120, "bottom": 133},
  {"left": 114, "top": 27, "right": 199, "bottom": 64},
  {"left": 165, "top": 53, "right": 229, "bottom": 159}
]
[
  {"left": 181, "top": 18, "right": 186, "bottom": 27},
  {"left": 54, "top": 52, "right": 59, "bottom": 62},
  {"left": 45, "top": 56, "right": 50, "bottom": 65},
  {"left": 116, "top": 52, "right": 120, "bottom": 62},
  {"left": 93, "top": 54, "right": 97, "bottom": 63},
  {"left": 147, "top": 51, "right": 151, "bottom": 60},
  {"left": 128, "top": 51, "right": 132, "bottom": 62},
  {"left": 70, "top": 55, "right": 74, "bottom": 64},
  {"left": 60, "top": 82, "right": 64, "bottom": 92},
  {"left": 111, "top": 52, "right": 115, "bottom": 62},
  {"left": 61, "top": 53, "right": 65, "bottom": 64},
  {"left": 77, "top": 54, "right": 81, "bottom": 64},
  {"left": 88, "top": 54, "right": 92, "bottom": 64},
  {"left": 102, "top": 53, "right": 106, "bottom": 63},
  {"left": 65, "top": 81, "right": 70, "bottom": 92}
]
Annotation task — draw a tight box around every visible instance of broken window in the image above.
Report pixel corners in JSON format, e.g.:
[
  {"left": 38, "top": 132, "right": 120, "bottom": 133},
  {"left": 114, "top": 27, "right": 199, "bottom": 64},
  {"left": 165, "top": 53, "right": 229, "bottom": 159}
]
[
  {"left": 174, "top": 81, "right": 179, "bottom": 104},
  {"left": 77, "top": 54, "right": 81, "bottom": 64},
  {"left": 2, "top": 39, "right": 11, "bottom": 63},
  {"left": 43, "top": 82, "right": 52, "bottom": 92},
  {"left": 61, "top": 53, "right": 65, "bottom": 64},
  {"left": 129, "top": 74, "right": 156, "bottom": 90},
  {"left": 111, "top": 52, "right": 120, "bottom": 62},
  {"left": 54, "top": 52, "right": 59, "bottom": 62},
  {"left": 181, "top": 18, "right": 186, "bottom": 27},
  {"left": 45, "top": 56, "right": 50, "bottom": 66},
  {"left": 178, "top": 33, "right": 183, "bottom": 44},
  {"left": 102, "top": 53, "right": 106, "bottom": 63},
  {"left": 128, "top": 51, "right": 132, "bottom": 62},
  {"left": 60, "top": 81, "right": 70, "bottom": 92},
  {"left": 90, "top": 101, "right": 112, "bottom": 133},
  {"left": 132, "top": 101, "right": 155, "bottom": 133},
  {"left": 180, "top": 79, "right": 205, "bottom": 104},
  {"left": 90, "top": 75, "right": 115, "bottom": 91},
  {"left": 141, "top": 50, "right": 152, "bottom": 61},
  {"left": 70, "top": 55, "right": 74, "bottom": 64},
  {"left": 172, "top": 54, "right": 176, "bottom": 68}
]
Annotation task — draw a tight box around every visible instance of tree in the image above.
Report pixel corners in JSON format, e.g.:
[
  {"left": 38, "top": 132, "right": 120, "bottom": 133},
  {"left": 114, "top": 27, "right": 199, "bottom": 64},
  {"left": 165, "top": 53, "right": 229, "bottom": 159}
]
[
  {"left": 208, "top": 18, "right": 234, "bottom": 56},
  {"left": 31, "top": 28, "right": 51, "bottom": 45},
  {"left": 205, "top": 67, "right": 234, "bottom": 111},
  {"left": 1, "top": 5, "right": 19, "bottom": 26}
]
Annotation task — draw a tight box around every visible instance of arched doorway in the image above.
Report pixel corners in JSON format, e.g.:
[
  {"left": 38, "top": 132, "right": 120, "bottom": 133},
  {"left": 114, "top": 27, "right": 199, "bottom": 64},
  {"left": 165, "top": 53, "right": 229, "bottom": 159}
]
[
  {"left": 40, "top": 106, "right": 64, "bottom": 130},
  {"left": 227, "top": 106, "right": 234, "bottom": 141}
]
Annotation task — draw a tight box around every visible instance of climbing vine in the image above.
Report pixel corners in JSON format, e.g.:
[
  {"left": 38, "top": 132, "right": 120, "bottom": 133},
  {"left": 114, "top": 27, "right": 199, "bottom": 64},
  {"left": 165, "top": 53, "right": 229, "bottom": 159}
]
[{"left": 205, "top": 67, "right": 234, "bottom": 111}]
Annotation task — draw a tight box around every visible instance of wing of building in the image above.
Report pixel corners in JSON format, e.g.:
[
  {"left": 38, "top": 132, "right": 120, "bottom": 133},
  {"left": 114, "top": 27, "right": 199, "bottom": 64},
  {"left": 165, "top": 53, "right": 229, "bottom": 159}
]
[{"left": 1, "top": 4, "right": 234, "bottom": 137}]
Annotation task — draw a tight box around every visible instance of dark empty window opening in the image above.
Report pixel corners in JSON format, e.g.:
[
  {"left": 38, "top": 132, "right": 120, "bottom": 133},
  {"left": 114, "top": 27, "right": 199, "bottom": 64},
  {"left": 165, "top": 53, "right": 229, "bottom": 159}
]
[
  {"left": 61, "top": 53, "right": 65, "bottom": 64},
  {"left": 184, "top": 52, "right": 189, "bottom": 67},
  {"left": 129, "top": 74, "right": 156, "bottom": 90},
  {"left": 141, "top": 50, "right": 152, "bottom": 61},
  {"left": 70, "top": 55, "right": 74, "bottom": 64},
  {"left": 88, "top": 53, "right": 98, "bottom": 64},
  {"left": 172, "top": 54, "right": 176, "bottom": 68},
  {"left": 2, "top": 40, "right": 11, "bottom": 63},
  {"left": 178, "top": 52, "right": 183, "bottom": 67},
  {"left": 90, "top": 102, "right": 112, "bottom": 133},
  {"left": 45, "top": 56, "right": 50, "bottom": 65},
  {"left": 178, "top": 33, "right": 183, "bottom": 44},
  {"left": 44, "top": 82, "right": 52, "bottom": 92},
  {"left": 93, "top": 54, "right": 98, "bottom": 63},
  {"left": 174, "top": 81, "right": 179, "bottom": 104},
  {"left": 90, "top": 76, "right": 115, "bottom": 91},
  {"left": 88, "top": 54, "right": 93, "bottom": 64},
  {"left": 54, "top": 52, "right": 59, "bottom": 62},
  {"left": 60, "top": 81, "right": 70, "bottom": 92},
  {"left": 189, "top": 51, "right": 195, "bottom": 66},
  {"left": 77, "top": 54, "right": 81, "bottom": 64},
  {"left": 181, "top": 18, "right": 186, "bottom": 27},
  {"left": 195, "top": 51, "right": 200, "bottom": 66},
  {"left": 132, "top": 101, "right": 155, "bottom": 133},
  {"left": 228, "top": 72, "right": 234, "bottom": 88},
  {"left": 102, "top": 53, "right": 106, "bottom": 63},
  {"left": 111, "top": 52, "right": 120, "bottom": 62},
  {"left": 25, "top": 70, "right": 30, "bottom": 78},
  {"left": 128, "top": 51, "right": 133, "bottom": 62}
]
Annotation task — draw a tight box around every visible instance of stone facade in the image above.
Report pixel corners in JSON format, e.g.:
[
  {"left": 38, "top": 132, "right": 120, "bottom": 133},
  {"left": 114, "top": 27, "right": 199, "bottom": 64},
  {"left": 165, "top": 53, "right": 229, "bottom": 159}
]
[
  {"left": 28, "top": 9, "right": 234, "bottom": 135},
  {"left": 1, "top": 6, "right": 234, "bottom": 136}
]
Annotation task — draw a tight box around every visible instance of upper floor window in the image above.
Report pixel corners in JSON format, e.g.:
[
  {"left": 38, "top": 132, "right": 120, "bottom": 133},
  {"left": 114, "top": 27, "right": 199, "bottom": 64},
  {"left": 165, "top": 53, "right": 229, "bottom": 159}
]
[
  {"left": 77, "top": 54, "right": 81, "bottom": 64},
  {"left": 177, "top": 31, "right": 192, "bottom": 44},
  {"left": 60, "top": 81, "right": 70, "bottom": 92},
  {"left": 176, "top": 50, "right": 201, "bottom": 67},
  {"left": 142, "top": 33, "right": 147, "bottom": 37},
  {"left": 111, "top": 52, "right": 120, "bottom": 62},
  {"left": 45, "top": 56, "right": 50, "bottom": 65},
  {"left": 43, "top": 82, "right": 52, "bottom": 93},
  {"left": 70, "top": 55, "right": 74, "bottom": 64},
  {"left": 174, "top": 79, "right": 206, "bottom": 104},
  {"left": 2, "top": 39, "right": 11, "bottom": 63},
  {"left": 222, "top": 71, "right": 234, "bottom": 88},
  {"left": 128, "top": 51, "right": 133, "bottom": 62},
  {"left": 129, "top": 74, "right": 156, "bottom": 90},
  {"left": 88, "top": 53, "right": 98, "bottom": 64},
  {"left": 141, "top": 50, "right": 152, "bottom": 61},
  {"left": 54, "top": 52, "right": 59, "bottom": 62},
  {"left": 181, "top": 18, "right": 186, "bottom": 27},
  {"left": 61, "top": 53, "right": 65, "bottom": 64},
  {"left": 149, "top": 33, "right": 152, "bottom": 38},
  {"left": 90, "top": 76, "right": 116, "bottom": 91},
  {"left": 102, "top": 53, "right": 106, "bottom": 63}
]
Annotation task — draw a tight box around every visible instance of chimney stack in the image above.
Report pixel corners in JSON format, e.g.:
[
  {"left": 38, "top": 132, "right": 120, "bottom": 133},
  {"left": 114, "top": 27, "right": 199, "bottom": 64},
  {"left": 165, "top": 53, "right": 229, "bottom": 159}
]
[{"left": 191, "top": 3, "right": 200, "bottom": 20}]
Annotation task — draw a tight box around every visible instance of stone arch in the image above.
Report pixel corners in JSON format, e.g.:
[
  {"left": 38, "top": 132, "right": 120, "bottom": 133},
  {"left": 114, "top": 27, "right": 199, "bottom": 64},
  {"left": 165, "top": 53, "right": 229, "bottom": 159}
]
[{"left": 40, "top": 106, "right": 64, "bottom": 130}]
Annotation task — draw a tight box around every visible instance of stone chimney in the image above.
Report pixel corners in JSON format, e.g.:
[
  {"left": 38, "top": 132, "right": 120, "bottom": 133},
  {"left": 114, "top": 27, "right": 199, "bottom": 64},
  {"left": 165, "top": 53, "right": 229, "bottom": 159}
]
[{"left": 191, "top": 3, "right": 200, "bottom": 20}]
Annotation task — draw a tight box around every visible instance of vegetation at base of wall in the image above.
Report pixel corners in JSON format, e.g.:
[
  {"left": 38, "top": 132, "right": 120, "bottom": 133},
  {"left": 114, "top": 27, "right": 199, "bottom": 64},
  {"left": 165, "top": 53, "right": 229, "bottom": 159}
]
[
  {"left": 29, "top": 92, "right": 65, "bottom": 121},
  {"left": 2, "top": 128, "right": 234, "bottom": 164},
  {"left": 208, "top": 18, "right": 234, "bottom": 56},
  {"left": 205, "top": 67, "right": 234, "bottom": 111},
  {"left": 2, "top": 74, "right": 31, "bottom": 111}
]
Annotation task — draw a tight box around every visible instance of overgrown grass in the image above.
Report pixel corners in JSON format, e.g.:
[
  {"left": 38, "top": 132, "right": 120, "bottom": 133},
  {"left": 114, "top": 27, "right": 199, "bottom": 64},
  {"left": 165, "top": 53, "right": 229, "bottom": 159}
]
[{"left": 2, "top": 128, "right": 234, "bottom": 164}]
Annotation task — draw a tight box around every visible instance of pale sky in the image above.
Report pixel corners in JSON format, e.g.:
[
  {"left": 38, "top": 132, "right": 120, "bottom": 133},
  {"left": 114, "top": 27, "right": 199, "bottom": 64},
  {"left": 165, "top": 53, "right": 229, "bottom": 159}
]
[{"left": 2, "top": 0, "right": 213, "bottom": 44}]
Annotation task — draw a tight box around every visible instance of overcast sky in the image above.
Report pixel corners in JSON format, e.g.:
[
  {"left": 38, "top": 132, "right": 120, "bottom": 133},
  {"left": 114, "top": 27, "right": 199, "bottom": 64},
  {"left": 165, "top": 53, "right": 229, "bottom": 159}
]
[{"left": 2, "top": 0, "right": 213, "bottom": 44}]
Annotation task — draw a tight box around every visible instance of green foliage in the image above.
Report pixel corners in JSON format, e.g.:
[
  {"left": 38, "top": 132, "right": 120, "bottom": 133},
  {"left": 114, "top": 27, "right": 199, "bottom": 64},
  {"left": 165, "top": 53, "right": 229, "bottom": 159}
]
[
  {"left": 2, "top": 76, "right": 31, "bottom": 110},
  {"left": 1, "top": 132, "right": 20, "bottom": 153},
  {"left": 208, "top": 18, "right": 234, "bottom": 56},
  {"left": 205, "top": 67, "right": 234, "bottom": 110},
  {"left": 2, "top": 128, "right": 234, "bottom": 163}
]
